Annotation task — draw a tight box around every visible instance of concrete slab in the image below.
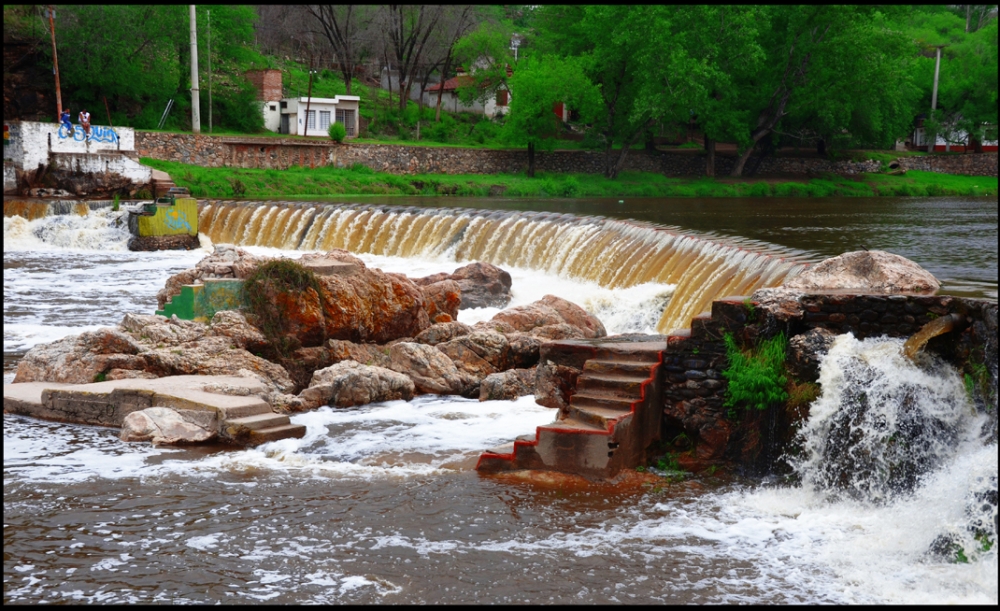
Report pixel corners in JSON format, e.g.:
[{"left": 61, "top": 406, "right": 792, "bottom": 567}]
[{"left": 4, "top": 375, "right": 271, "bottom": 428}]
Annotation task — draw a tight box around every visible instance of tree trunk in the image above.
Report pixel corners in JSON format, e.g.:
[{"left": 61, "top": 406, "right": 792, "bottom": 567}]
[
  {"left": 436, "top": 52, "right": 451, "bottom": 123},
  {"left": 817, "top": 138, "right": 826, "bottom": 156},
  {"left": 606, "top": 143, "right": 633, "bottom": 179},
  {"left": 705, "top": 136, "right": 715, "bottom": 177},
  {"left": 731, "top": 141, "right": 759, "bottom": 177},
  {"left": 527, "top": 142, "right": 536, "bottom": 178}
]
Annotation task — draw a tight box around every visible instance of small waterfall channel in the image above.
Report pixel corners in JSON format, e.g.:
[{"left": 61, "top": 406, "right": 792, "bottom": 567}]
[{"left": 790, "top": 333, "right": 997, "bottom": 565}]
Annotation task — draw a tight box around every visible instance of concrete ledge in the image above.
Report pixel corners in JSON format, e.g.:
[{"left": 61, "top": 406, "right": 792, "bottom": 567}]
[{"left": 3, "top": 375, "right": 271, "bottom": 428}]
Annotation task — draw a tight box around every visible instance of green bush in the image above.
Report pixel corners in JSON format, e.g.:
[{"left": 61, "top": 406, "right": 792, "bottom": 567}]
[
  {"left": 213, "top": 79, "right": 265, "bottom": 133},
  {"left": 328, "top": 122, "right": 347, "bottom": 143},
  {"left": 722, "top": 332, "right": 789, "bottom": 411},
  {"left": 242, "top": 259, "right": 323, "bottom": 357}
]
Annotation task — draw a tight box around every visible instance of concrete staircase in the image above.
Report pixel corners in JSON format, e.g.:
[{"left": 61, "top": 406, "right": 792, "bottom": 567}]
[
  {"left": 476, "top": 337, "right": 665, "bottom": 480},
  {"left": 218, "top": 400, "right": 306, "bottom": 446},
  {"left": 150, "top": 169, "right": 176, "bottom": 197}
]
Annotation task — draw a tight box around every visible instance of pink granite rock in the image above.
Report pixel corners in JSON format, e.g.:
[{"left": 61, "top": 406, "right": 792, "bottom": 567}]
[{"left": 784, "top": 250, "right": 940, "bottom": 294}]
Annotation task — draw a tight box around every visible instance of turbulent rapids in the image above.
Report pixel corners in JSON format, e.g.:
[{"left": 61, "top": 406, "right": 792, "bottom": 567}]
[{"left": 198, "top": 200, "right": 811, "bottom": 332}]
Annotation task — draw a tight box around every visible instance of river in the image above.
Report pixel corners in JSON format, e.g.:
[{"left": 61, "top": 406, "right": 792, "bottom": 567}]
[{"left": 3, "top": 195, "right": 997, "bottom": 604}]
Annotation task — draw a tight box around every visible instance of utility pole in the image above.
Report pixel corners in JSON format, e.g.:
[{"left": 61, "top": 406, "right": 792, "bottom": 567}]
[
  {"left": 304, "top": 52, "right": 315, "bottom": 137},
  {"left": 208, "top": 9, "right": 212, "bottom": 133},
  {"left": 47, "top": 6, "right": 62, "bottom": 121},
  {"left": 929, "top": 45, "right": 943, "bottom": 152},
  {"left": 190, "top": 5, "right": 201, "bottom": 134}
]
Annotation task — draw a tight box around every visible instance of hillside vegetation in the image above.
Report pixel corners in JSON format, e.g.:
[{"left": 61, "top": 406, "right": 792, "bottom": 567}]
[{"left": 4, "top": 5, "right": 997, "bottom": 180}]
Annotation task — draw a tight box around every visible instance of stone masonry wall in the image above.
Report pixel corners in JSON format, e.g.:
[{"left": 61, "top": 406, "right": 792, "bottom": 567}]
[
  {"left": 659, "top": 293, "right": 998, "bottom": 471},
  {"left": 134, "top": 131, "right": 999, "bottom": 177}
]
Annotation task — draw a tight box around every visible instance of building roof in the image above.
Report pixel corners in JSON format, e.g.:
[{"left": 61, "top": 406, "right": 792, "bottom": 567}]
[
  {"left": 426, "top": 75, "right": 474, "bottom": 93},
  {"left": 289, "top": 95, "right": 361, "bottom": 104}
]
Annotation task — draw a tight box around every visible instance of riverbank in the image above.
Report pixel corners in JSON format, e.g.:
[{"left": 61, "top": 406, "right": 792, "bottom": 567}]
[{"left": 140, "top": 158, "right": 996, "bottom": 199}]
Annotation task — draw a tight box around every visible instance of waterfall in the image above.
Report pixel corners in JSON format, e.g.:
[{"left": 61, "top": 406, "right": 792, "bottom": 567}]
[
  {"left": 792, "top": 333, "right": 989, "bottom": 502},
  {"left": 199, "top": 200, "right": 812, "bottom": 333},
  {"left": 3, "top": 206, "right": 131, "bottom": 251}
]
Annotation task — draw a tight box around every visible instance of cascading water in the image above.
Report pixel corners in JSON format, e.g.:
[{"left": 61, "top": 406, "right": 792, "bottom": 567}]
[
  {"left": 3, "top": 206, "right": 131, "bottom": 251},
  {"left": 198, "top": 200, "right": 811, "bottom": 333},
  {"left": 789, "top": 333, "right": 997, "bottom": 564}
]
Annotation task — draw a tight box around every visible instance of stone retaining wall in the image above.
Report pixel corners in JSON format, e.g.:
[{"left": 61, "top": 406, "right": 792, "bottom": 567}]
[
  {"left": 659, "top": 293, "right": 998, "bottom": 471},
  {"left": 134, "top": 131, "right": 999, "bottom": 177}
]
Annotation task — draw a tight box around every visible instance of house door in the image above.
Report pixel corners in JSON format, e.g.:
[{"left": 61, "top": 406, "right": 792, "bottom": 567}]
[{"left": 280, "top": 114, "right": 289, "bottom": 134}]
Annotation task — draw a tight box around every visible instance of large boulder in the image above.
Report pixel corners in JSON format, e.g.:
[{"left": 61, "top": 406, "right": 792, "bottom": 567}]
[
  {"left": 479, "top": 368, "right": 537, "bottom": 401},
  {"left": 315, "top": 251, "right": 431, "bottom": 343},
  {"left": 13, "top": 327, "right": 145, "bottom": 384},
  {"left": 414, "top": 261, "right": 513, "bottom": 309},
  {"left": 387, "top": 342, "right": 478, "bottom": 396},
  {"left": 436, "top": 331, "right": 512, "bottom": 379},
  {"left": 491, "top": 295, "right": 606, "bottom": 339},
  {"left": 784, "top": 250, "right": 940, "bottom": 295},
  {"left": 418, "top": 279, "right": 462, "bottom": 323},
  {"left": 415, "top": 321, "right": 473, "bottom": 346},
  {"left": 787, "top": 327, "right": 839, "bottom": 381},
  {"left": 208, "top": 310, "right": 269, "bottom": 352},
  {"left": 298, "top": 360, "right": 415, "bottom": 409},
  {"left": 120, "top": 407, "right": 218, "bottom": 445}
]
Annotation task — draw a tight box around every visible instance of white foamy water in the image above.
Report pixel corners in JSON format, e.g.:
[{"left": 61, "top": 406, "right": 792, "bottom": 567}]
[{"left": 3, "top": 206, "right": 997, "bottom": 604}]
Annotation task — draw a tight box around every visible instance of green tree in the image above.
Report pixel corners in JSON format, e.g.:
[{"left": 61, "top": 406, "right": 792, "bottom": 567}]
[
  {"left": 453, "top": 19, "right": 516, "bottom": 110},
  {"left": 725, "top": 6, "right": 919, "bottom": 176},
  {"left": 902, "top": 6, "right": 997, "bottom": 150},
  {"left": 503, "top": 55, "right": 597, "bottom": 177}
]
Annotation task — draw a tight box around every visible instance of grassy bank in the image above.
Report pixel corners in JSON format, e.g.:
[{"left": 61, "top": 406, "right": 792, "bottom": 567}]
[{"left": 141, "top": 158, "right": 997, "bottom": 199}]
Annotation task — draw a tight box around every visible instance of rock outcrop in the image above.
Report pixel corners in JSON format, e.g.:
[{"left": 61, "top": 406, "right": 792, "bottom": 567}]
[
  {"left": 387, "top": 342, "right": 479, "bottom": 396},
  {"left": 418, "top": 279, "right": 462, "bottom": 323},
  {"left": 784, "top": 250, "right": 940, "bottom": 295},
  {"left": 492, "top": 294, "right": 607, "bottom": 339},
  {"left": 299, "top": 360, "right": 415, "bottom": 409},
  {"left": 120, "top": 407, "right": 218, "bottom": 445},
  {"left": 414, "top": 261, "right": 513, "bottom": 309},
  {"left": 479, "top": 368, "right": 536, "bottom": 401}
]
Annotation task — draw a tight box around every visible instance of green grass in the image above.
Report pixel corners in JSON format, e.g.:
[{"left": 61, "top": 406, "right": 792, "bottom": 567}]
[{"left": 140, "top": 158, "right": 996, "bottom": 199}]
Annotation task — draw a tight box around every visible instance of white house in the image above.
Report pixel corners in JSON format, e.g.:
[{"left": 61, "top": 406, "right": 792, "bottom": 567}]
[
  {"left": 424, "top": 72, "right": 510, "bottom": 118},
  {"left": 246, "top": 69, "right": 361, "bottom": 139},
  {"left": 273, "top": 96, "right": 361, "bottom": 138}
]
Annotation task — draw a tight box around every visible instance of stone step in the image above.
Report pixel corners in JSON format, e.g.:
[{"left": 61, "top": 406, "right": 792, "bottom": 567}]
[
  {"left": 246, "top": 423, "right": 307, "bottom": 445},
  {"left": 226, "top": 412, "right": 291, "bottom": 431},
  {"left": 583, "top": 359, "right": 658, "bottom": 377},
  {"left": 593, "top": 346, "right": 663, "bottom": 363},
  {"left": 568, "top": 404, "right": 632, "bottom": 429},
  {"left": 569, "top": 391, "right": 636, "bottom": 412},
  {"left": 483, "top": 442, "right": 516, "bottom": 456},
  {"left": 543, "top": 418, "right": 606, "bottom": 433},
  {"left": 575, "top": 373, "right": 646, "bottom": 398},
  {"left": 215, "top": 401, "right": 273, "bottom": 420}
]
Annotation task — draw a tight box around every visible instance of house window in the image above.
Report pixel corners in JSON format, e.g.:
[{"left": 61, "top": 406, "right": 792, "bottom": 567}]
[
  {"left": 269, "top": 105, "right": 277, "bottom": 112},
  {"left": 319, "top": 110, "right": 331, "bottom": 130},
  {"left": 307, "top": 110, "right": 316, "bottom": 130},
  {"left": 336, "top": 109, "right": 356, "bottom": 137},
  {"left": 280, "top": 101, "right": 287, "bottom": 109},
  {"left": 497, "top": 89, "right": 509, "bottom": 106}
]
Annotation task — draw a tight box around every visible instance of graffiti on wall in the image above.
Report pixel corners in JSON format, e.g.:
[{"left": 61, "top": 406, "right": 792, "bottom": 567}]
[
  {"left": 57, "top": 124, "right": 119, "bottom": 145},
  {"left": 164, "top": 209, "right": 193, "bottom": 233}
]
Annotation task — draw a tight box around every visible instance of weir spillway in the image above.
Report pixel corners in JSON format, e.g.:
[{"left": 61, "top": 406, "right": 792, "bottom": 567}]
[{"left": 198, "top": 200, "right": 812, "bottom": 333}]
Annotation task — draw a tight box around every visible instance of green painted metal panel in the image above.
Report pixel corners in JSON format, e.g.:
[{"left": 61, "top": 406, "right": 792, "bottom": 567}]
[
  {"left": 137, "top": 197, "right": 199, "bottom": 237},
  {"left": 156, "top": 279, "right": 245, "bottom": 321}
]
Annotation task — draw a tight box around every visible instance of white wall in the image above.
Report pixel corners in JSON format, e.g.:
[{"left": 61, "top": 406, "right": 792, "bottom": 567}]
[
  {"left": 50, "top": 152, "right": 151, "bottom": 183},
  {"left": 261, "top": 102, "right": 281, "bottom": 132},
  {"left": 4, "top": 121, "right": 135, "bottom": 171}
]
